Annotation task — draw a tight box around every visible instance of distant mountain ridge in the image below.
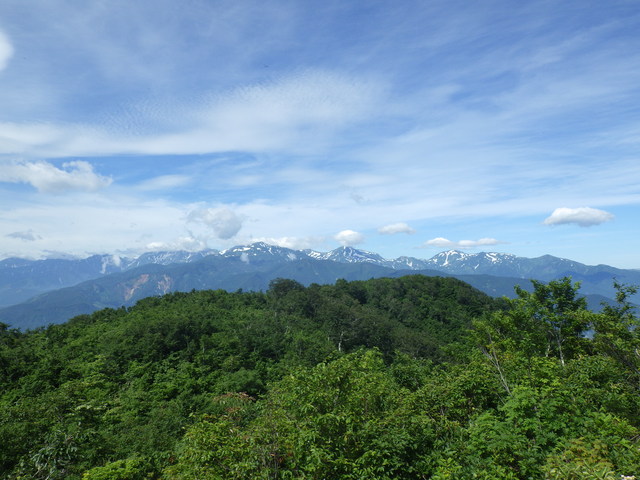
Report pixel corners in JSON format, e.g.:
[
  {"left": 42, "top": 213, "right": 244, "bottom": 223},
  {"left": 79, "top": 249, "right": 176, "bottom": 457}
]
[
  {"left": 1, "top": 242, "right": 638, "bottom": 329},
  {"left": 0, "top": 249, "right": 220, "bottom": 307}
]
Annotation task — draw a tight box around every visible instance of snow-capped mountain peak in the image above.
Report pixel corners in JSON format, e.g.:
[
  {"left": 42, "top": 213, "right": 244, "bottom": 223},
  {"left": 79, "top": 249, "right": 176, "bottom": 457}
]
[
  {"left": 220, "top": 242, "right": 299, "bottom": 262},
  {"left": 126, "top": 249, "right": 218, "bottom": 269},
  {"left": 428, "top": 250, "right": 470, "bottom": 266},
  {"left": 306, "top": 246, "right": 389, "bottom": 266}
]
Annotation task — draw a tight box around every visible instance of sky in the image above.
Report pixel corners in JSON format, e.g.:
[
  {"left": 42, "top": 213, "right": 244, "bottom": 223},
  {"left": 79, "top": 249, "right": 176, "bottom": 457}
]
[{"left": 1, "top": 0, "right": 639, "bottom": 268}]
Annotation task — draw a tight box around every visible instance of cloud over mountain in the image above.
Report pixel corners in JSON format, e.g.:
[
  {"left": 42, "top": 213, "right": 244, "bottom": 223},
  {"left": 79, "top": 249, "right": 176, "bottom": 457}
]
[
  {"left": 253, "top": 236, "right": 323, "bottom": 251},
  {"left": 335, "top": 230, "right": 365, "bottom": 246},
  {"left": 188, "top": 207, "right": 243, "bottom": 240},
  {"left": 378, "top": 222, "right": 416, "bottom": 235},
  {"left": 543, "top": 207, "right": 614, "bottom": 227},
  {"left": 423, "top": 237, "right": 501, "bottom": 249},
  {"left": 145, "top": 235, "right": 207, "bottom": 252}
]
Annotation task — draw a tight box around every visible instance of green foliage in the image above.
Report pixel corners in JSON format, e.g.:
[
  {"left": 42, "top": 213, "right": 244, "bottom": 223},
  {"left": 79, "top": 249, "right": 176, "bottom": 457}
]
[
  {"left": 1, "top": 276, "right": 496, "bottom": 478},
  {"left": 168, "top": 350, "right": 439, "bottom": 479},
  {"left": 543, "top": 438, "right": 618, "bottom": 480},
  {"left": 82, "top": 457, "right": 153, "bottom": 480},
  {"left": 542, "top": 412, "right": 640, "bottom": 480},
  {"left": 1, "top": 275, "right": 639, "bottom": 479}
]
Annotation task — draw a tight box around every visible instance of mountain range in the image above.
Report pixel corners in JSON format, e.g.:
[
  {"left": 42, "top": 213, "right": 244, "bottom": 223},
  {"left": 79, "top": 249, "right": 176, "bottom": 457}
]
[{"left": 1, "top": 242, "right": 638, "bottom": 329}]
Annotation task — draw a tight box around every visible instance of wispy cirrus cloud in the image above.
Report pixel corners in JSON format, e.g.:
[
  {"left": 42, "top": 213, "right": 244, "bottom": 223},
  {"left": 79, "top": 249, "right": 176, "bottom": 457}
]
[
  {"left": 0, "top": 69, "right": 384, "bottom": 158},
  {"left": 543, "top": 207, "right": 614, "bottom": 227}
]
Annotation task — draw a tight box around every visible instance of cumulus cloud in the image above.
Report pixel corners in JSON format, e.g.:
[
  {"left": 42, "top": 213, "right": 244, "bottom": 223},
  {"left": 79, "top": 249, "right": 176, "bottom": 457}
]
[
  {"left": 188, "top": 207, "right": 243, "bottom": 239},
  {"left": 335, "top": 229, "right": 365, "bottom": 246},
  {"left": 543, "top": 207, "right": 614, "bottom": 227},
  {"left": 378, "top": 222, "right": 416, "bottom": 235},
  {"left": 423, "top": 237, "right": 502, "bottom": 249},
  {"left": 0, "top": 160, "right": 112, "bottom": 193},
  {"left": 6, "top": 230, "right": 42, "bottom": 242},
  {"left": 0, "top": 30, "right": 13, "bottom": 72}
]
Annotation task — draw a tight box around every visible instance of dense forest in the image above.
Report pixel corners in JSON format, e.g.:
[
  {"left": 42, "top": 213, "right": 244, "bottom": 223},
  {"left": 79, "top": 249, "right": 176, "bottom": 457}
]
[{"left": 0, "top": 275, "right": 638, "bottom": 479}]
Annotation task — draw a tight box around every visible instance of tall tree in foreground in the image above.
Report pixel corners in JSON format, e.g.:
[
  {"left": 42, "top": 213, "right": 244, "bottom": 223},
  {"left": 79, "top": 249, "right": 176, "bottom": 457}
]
[{"left": 591, "top": 281, "right": 640, "bottom": 386}]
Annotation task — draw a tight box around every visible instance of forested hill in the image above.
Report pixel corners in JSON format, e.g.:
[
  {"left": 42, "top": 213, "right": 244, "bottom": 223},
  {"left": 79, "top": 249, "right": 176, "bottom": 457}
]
[{"left": 1, "top": 275, "right": 639, "bottom": 479}]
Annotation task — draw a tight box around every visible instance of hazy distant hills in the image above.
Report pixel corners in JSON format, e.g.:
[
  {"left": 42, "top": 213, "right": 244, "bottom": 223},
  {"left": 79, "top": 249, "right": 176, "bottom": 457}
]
[{"left": 1, "top": 242, "right": 638, "bottom": 329}]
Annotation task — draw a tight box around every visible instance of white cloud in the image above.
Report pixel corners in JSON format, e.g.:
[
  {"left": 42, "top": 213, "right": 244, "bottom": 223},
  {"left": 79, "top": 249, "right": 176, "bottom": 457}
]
[
  {"left": 543, "top": 207, "right": 614, "bottom": 227},
  {"left": 334, "top": 229, "right": 365, "bottom": 246},
  {"left": 424, "top": 237, "right": 455, "bottom": 248},
  {"left": 378, "top": 222, "right": 416, "bottom": 235},
  {"left": 136, "top": 174, "right": 191, "bottom": 191},
  {"left": 253, "top": 236, "right": 325, "bottom": 251},
  {"left": 188, "top": 207, "right": 243, "bottom": 240},
  {"left": 0, "top": 160, "right": 112, "bottom": 193},
  {"left": 423, "top": 237, "right": 501, "bottom": 249},
  {"left": 145, "top": 235, "right": 207, "bottom": 252},
  {"left": 0, "top": 30, "right": 13, "bottom": 72}
]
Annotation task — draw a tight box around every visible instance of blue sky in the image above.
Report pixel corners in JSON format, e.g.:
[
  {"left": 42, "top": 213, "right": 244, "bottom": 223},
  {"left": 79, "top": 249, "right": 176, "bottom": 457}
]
[{"left": 1, "top": 0, "right": 639, "bottom": 268}]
